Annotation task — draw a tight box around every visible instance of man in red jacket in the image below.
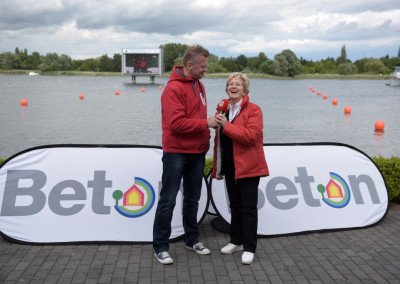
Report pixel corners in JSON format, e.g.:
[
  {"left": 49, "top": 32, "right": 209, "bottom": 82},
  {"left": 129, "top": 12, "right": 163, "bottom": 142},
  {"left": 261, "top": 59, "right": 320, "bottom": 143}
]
[{"left": 153, "top": 44, "right": 218, "bottom": 264}]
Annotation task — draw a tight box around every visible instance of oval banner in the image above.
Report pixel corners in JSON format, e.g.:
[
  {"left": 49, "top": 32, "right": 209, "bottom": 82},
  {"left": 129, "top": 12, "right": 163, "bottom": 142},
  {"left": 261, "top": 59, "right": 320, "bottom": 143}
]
[
  {"left": 0, "top": 145, "right": 209, "bottom": 244},
  {"left": 210, "top": 143, "right": 389, "bottom": 236}
]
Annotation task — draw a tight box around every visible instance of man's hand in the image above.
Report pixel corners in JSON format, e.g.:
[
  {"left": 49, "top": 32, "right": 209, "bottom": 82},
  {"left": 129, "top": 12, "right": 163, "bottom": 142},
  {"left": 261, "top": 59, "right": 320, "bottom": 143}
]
[{"left": 207, "top": 116, "right": 218, "bottom": 128}]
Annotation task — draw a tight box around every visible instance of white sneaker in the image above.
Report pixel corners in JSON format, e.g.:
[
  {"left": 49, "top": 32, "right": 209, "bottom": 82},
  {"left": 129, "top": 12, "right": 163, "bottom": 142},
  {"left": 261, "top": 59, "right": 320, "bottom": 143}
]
[
  {"left": 241, "top": 251, "right": 254, "bottom": 264},
  {"left": 221, "top": 243, "right": 243, "bottom": 254},
  {"left": 185, "top": 242, "right": 211, "bottom": 255},
  {"left": 154, "top": 251, "right": 173, "bottom": 264}
]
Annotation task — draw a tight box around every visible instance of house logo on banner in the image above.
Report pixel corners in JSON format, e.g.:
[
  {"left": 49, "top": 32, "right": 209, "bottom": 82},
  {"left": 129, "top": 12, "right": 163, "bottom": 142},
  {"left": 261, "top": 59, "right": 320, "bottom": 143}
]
[
  {"left": 317, "top": 172, "right": 351, "bottom": 208},
  {"left": 210, "top": 144, "right": 389, "bottom": 237},
  {"left": 0, "top": 143, "right": 388, "bottom": 243},
  {"left": 112, "top": 177, "right": 155, "bottom": 218},
  {"left": 0, "top": 146, "right": 212, "bottom": 243}
]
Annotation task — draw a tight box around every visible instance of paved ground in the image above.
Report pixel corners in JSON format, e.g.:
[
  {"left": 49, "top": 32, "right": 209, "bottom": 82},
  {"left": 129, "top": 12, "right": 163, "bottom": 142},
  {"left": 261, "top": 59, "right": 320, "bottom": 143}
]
[{"left": 1, "top": 205, "right": 400, "bottom": 284}]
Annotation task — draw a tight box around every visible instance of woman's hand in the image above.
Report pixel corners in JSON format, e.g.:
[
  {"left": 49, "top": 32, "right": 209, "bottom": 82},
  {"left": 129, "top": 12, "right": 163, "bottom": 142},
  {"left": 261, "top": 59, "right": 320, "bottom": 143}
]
[{"left": 215, "top": 114, "right": 228, "bottom": 127}]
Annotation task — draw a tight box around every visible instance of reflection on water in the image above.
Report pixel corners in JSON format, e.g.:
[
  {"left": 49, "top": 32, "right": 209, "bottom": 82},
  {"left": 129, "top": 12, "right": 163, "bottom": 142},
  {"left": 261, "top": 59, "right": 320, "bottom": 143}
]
[
  {"left": 373, "top": 130, "right": 385, "bottom": 149},
  {"left": 0, "top": 75, "right": 399, "bottom": 159},
  {"left": 374, "top": 130, "right": 385, "bottom": 137}
]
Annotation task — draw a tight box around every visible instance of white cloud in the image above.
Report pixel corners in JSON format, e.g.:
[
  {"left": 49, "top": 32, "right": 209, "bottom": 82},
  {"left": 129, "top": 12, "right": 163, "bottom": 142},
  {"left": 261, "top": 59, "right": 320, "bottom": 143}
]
[{"left": 0, "top": 0, "right": 398, "bottom": 61}]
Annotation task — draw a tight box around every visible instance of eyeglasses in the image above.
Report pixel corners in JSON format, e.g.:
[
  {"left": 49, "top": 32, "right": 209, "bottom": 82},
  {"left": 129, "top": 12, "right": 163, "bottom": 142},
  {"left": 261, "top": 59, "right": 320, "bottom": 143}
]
[{"left": 228, "top": 82, "right": 242, "bottom": 87}]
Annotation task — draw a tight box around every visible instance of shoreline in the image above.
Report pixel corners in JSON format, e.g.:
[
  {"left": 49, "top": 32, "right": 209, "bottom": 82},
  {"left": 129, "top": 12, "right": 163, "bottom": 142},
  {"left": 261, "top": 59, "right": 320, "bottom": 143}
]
[{"left": 0, "top": 70, "right": 390, "bottom": 80}]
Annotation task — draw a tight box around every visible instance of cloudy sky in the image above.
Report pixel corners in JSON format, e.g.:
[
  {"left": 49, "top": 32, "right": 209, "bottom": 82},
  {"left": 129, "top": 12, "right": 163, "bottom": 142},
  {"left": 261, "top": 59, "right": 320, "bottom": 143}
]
[{"left": 1, "top": 0, "right": 399, "bottom": 61}]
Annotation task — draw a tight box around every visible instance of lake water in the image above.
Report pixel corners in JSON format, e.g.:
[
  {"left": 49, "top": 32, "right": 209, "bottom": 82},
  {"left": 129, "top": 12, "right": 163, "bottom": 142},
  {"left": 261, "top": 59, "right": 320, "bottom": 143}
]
[{"left": 1, "top": 74, "right": 399, "bottom": 159}]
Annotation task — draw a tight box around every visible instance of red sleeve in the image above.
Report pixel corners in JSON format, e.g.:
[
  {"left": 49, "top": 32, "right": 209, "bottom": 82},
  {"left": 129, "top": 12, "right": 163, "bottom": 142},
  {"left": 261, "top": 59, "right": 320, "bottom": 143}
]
[
  {"left": 222, "top": 105, "right": 263, "bottom": 145},
  {"left": 162, "top": 86, "right": 208, "bottom": 134}
]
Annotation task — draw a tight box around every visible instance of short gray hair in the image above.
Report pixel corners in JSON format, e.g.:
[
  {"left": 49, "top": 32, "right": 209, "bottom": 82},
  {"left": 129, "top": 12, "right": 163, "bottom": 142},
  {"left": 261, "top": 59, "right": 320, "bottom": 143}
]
[{"left": 226, "top": 72, "right": 250, "bottom": 94}]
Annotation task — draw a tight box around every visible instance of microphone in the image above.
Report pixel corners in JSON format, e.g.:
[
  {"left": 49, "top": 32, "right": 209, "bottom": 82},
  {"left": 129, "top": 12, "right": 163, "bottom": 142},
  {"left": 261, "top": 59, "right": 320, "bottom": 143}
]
[{"left": 216, "top": 99, "right": 229, "bottom": 114}]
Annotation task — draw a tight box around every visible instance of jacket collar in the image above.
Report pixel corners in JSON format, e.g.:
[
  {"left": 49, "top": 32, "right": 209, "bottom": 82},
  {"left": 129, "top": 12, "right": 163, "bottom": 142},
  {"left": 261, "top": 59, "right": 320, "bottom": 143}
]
[
  {"left": 172, "top": 66, "right": 196, "bottom": 83},
  {"left": 241, "top": 94, "right": 249, "bottom": 108}
]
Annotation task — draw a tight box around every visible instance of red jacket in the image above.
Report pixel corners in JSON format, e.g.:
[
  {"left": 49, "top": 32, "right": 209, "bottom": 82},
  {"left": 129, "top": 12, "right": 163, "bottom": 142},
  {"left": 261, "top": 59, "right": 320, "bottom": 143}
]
[
  {"left": 211, "top": 94, "right": 269, "bottom": 179},
  {"left": 161, "top": 66, "right": 210, "bottom": 153}
]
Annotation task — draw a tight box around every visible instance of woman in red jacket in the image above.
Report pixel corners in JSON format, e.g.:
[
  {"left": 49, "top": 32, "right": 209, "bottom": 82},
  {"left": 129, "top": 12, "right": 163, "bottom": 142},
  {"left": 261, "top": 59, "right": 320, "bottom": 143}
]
[{"left": 212, "top": 72, "right": 269, "bottom": 264}]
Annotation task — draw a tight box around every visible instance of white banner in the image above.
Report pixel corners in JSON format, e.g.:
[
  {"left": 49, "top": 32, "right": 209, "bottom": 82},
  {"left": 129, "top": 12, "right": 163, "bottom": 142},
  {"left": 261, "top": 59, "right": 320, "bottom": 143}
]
[
  {"left": 0, "top": 143, "right": 389, "bottom": 243},
  {"left": 0, "top": 146, "right": 209, "bottom": 243},
  {"left": 211, "top": 144, "right": 389, "bottom": 236}
]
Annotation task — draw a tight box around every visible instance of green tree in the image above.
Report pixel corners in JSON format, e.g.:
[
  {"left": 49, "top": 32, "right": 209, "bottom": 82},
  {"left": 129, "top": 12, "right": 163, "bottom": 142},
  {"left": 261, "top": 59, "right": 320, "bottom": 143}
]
[
  {"left": 98, "top": 54, "right": 112, "bottom": 72},
  {"left": 379, "top": 55, "right": 400, "bottom": 72},
  {"left": 337, "top": 44, "right": 350, "bottom": 65},
  {"left": 207, "top": 62, "right": 225, "bottom": 73},
  {"left": 159, "top": 43, "right": 188, "bottom": 72},
  {"left": 39, "top": 52, "right": 62, "bottom": 72},
  {"left": 112, "top": 190, "right": 123, "bottom": 206},
  {"left": 111, "top": 53, "right": 121, "bottom": 72},
  {"left": 0, "top": 52, "right": 19, "bottom": 70},
  {"left": 259, "top": 59, "right": 276, "bottom": 74},
  {"left": 300, "top": 58, "right": 317, "bottom": 74},
  {"left": 173, "top": 57, "right": 183, "bottom": 67},
  {"left": 272, "top": 49, "right": 303, "bottom": 77},
  {"left": 341, "top": 45, "right": 346, "bottom": 58},
  {"left": 354, "top": 58, "right": 368, "bottom": 73},
  {"left": 236, "top": 54, "right": 247, "bottom": 68},
  {"left": 17, "top": 48, "right": 29, "bottom": 69},
  {"left": 76, "top": 58, "right": 99, "bottom": 72},
  {"left": 314, "top": 58, "right": 338, "bottom": 74},
  {"left": 219, "top": 57, "right": 243, "bottom": 72},
  {"left": 59, "top": 54, "right": 74, "bottom": 70},
  {"left": 206, "top": 54, "right": 225, "bottom": 72},
  {"left": 363, "top": 58, "right": 390, "bottom": 74},
  {"left": 11, "top": 47, "right": 23, "bottom": 69},
  {"left": 338, "top": 63, "right": 357, "bottom": 75},
  {"left": 24, "top": 51, "right": 41, "bottom": 70},
  {"left": 247, "top": 52, "right": 268, "bottom": 72},
  {"left": 208, "top": 54, "right": 219, "bottom": 64},
  {"left": 302, "top": 65, "right": 316, "bottom": 74}
]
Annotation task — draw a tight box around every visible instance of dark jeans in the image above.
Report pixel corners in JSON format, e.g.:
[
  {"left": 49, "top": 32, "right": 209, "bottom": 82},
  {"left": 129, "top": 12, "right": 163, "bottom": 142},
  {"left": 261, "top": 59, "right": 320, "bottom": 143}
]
[
  {"left": 153, "top": 151, "right": 205, "bottom": 253},
  {"left": 224, "top": 166, "right": 260, "bottom": 253}
]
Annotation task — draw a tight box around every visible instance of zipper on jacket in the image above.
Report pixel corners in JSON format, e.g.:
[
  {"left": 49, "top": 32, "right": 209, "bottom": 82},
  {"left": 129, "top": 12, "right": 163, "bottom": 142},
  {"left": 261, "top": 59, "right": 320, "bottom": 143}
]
[{"left": 191, "top": 80, "right": 207, "bottom": 152}]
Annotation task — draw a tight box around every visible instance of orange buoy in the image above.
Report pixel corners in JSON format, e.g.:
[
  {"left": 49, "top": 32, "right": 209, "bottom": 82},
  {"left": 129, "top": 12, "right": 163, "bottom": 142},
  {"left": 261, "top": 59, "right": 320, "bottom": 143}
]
[
  {"left": 79, "top": 94, "right": 84, "bottom": 100},
  {"left": 141, "top": 88, "right": 145, "bottom": 92},
  {"left": 158, "top": 86, "right": 162, "bottom": 90},
  {"left": 323, "top": 94, "right": 328, "bottom": 99},
  {"left": 115, "top": 90, "right": 120, "bottom": 95},
  {"left": 332, "top": 98, "right": 338, "bottom": 105},
  {"left": 375, "top": 120, "right": 385, "bottom": 131},
  {"left": 309, "top": 87, "right": 313, "bottom": 90},
  {"left": 344, "top": 106, "right": 351, "bottom": 114},
  {"left": 312, "top": 89, "right": 315, "bottom": 93},
  {"left": 20, "top": 99, "right": 28, "bottom": 106},
  {"left": 317, "top": 91, "right": 321, "bottom": 95}
]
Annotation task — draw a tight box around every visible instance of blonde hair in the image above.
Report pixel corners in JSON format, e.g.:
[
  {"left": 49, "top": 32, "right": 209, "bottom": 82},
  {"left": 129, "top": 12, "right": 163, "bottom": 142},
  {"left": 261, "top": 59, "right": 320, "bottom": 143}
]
[{"left": 226, "top": 72, "right": 250, "bottom": 94}]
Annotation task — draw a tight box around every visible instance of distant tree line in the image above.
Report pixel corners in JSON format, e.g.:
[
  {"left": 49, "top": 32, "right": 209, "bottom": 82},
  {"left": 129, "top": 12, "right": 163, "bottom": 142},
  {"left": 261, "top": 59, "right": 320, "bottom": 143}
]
[
  {"left": 0, "top": 47, "right": 121, "bottom": 73},
  {"left": 1, "top": 45, "right": 399, "bottom": 77}
]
